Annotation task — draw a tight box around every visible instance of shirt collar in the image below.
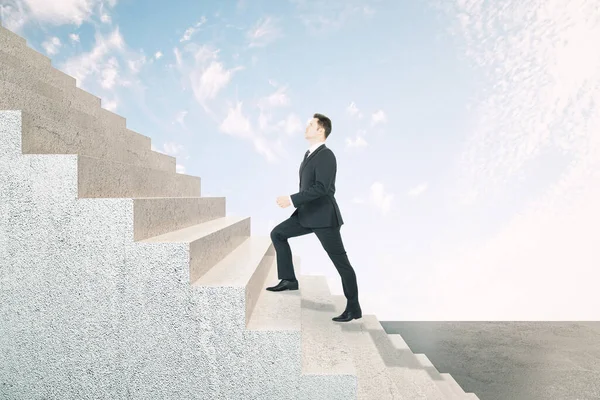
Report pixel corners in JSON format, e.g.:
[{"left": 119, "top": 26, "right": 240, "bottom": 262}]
[{"left": 308, "top": 141, "right": 325, "bottom": 154}]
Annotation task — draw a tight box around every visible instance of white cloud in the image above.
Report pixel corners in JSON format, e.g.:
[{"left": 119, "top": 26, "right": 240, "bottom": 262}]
[
  {"left": 61, "top": 27, "right": 125, "bottom": 87},
  {"left": 162, "top": 142, "right": 190, "bottom": 160},
  {"left": 154, "top": 51, "right": 163, "bottom": 59},
  {"left": 371, "top": 109, "right": 387, "bottom": 125},
  {"left": 219, "top": 101, "right": 253, "bottom": 139},
  {"left": 369, "top": 182, "right": 393, "bottom": 215},
  {"left": 247, "top": 16, "right": 281, "bottom": 47},
  {"left": 408, "top": 182, "right": 428, "bottom": 196},
  {"left": 180, "top": 16, "right": 207, "bottom": 42},
  {"left": 291, "top": 0, "right": 379, "bottom": 34},
  {"left": 100, "top": 13, "right": 110, "bottom": 23},
  {"left": 174, "top": 110, "right": 188, "bottom": 128},
  {"left": 176, "top": 45, "right": 243, "bottom": 111},
  {"left": 100, "top": 56, "right": 119, "bottom": 89},
  {"left": 0, "top": 0, "right": 117, "bottom": 29},
  {"left": 346, "top": 101, "right": 363, "bottom": 118},
  {"left": 127, "top": 54, "right": 146, "bottom": 73},
  {"left": 277, "top": 113, "right": 302, "bottom": 136},
  {"left": 259, "top": 86, "right": 290, "bottom": 108},
  {"left": 41, "top": 36, "right": 61, "bottom": 55},
  {"left": 102, "top": 98, "right": 117, "bottom": 111},
  {"left": 346, "top": 134, "right": 368, "bottom": 148},
  {"left": 69, "top": 33, "right": 80, "bottom": 42},
  {"left": 176, "top": 164, "right": 186, "bottom": 174}
]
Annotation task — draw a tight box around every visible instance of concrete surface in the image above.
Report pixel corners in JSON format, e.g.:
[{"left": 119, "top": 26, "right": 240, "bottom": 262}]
[{"left": 381, "top": 321, "right": 600, "bottom": 400}]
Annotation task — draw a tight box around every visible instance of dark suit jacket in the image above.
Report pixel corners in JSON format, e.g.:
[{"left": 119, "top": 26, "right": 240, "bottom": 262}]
[{"left": 290, "top": 144, "right": 344, "bottom": 228}]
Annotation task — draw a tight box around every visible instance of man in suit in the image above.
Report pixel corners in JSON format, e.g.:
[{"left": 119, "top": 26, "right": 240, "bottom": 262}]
[{"left": 266, "top": 113, "right": 362, "bottom": 323}]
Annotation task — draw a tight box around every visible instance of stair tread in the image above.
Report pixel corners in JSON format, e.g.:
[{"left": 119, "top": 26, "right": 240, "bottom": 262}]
[
  {"left": 301, "top": 276, "right": 356, "bottom": 376},
  {"left": 330, "top": 296, "right": 403, "bottom": 399},
  {"left": 140, "top": 215, "right": 247, "bottom": 243},
  {"left": 193, "top": 235, "right": 272, "bottom": 288},
  {"left": 247, "top": 257, "right": 301, "bottom": 331}
]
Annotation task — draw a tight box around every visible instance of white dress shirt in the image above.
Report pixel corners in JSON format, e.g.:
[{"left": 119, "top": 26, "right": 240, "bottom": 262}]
[{"left": 289, "top": 141, "right": 325, "bottom": 206}]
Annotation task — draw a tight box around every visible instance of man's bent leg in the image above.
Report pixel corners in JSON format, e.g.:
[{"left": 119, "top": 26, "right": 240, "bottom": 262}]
[
  {"left": 313, "top": 226, "right": 360, "bottom": 310},
  {"left": 270, "top": 214, "right": 312, "bottom": 280}
]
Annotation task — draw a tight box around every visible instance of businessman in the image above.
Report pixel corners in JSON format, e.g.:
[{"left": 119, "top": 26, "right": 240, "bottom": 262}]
[{"left": 267, "top": 113, "right": 362, "bottom": 323}]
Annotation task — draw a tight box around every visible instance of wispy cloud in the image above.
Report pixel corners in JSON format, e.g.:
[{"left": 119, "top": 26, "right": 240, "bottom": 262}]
[
  {"left": 346, "top": 101, "right": 363, "bottom": 119},
  {"left": 180, "top": 16, "right": 207, "bottom": 42},
  {"left": 370, "top": 182, "right": 393, "bottom": 215},
  {"left": 41, "top": 36, "right": 61, "bottom": 55},
  {"left": 346, "top": 130, "right": 368, "bottom": 148},
  {"left": 371, "top": 109, "right": 387, "bottom": 125},
  {"left": 290, "top": 0, "right": 379, "bottom": 34},
  {"left": 0, "top": 0, "right": 117, "bottom": 30},
  {"left": 247, "top": 16, "right": 281, "bottom": 47},
  {"left": 408, "top": 182, "right": 428, "bottom": 196}
]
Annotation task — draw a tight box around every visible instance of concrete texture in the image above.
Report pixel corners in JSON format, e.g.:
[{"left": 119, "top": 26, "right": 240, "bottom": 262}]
[
  {"left": 358, "top": 317, "right": 448, "bottom": 400},
  {"left": 0, "top": 110, "right": 299, "bottom": 399},
  {"left": 76, "top": 154, "right": 200, "bottom": 198},
  {"left": 381, "top": 321, "right": 600, "bottom": 400},
  {"left": 0, "top": 24, "right": 469, "bottom": 400},
  {"left": 300, "top": 276, "right": 357, "bottom": 400},
  {"left": 132, "top": 197, "right": 226, "bottom": 241},
  {"left": 17, "top": 111, "right": 174, "bottom": 172}
]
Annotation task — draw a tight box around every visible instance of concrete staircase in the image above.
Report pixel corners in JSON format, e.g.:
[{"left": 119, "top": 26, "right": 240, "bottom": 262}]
[{"left": 0, "top": 24, "right": 480, "bottom": 399}]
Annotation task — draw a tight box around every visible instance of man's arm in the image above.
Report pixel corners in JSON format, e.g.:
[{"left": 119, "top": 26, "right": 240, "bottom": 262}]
[{"left": 290, "top": 151, "right": 336, "bottom": 208}]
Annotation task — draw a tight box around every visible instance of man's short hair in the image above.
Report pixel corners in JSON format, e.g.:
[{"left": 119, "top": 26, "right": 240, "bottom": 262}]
[{"left": 314, "top": 113, "right": 332, "bottom": 138}]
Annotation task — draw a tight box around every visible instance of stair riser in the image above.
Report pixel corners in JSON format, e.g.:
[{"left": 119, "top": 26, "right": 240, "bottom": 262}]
[
  {"left": 189, "top": 218, "right": 251, "bottom": 283},
  {"left": 77, "top": 155, "right": 200, "bottom": 198},
  {"left": 244, "top": 249, "right": 275, "bottom": 327},
  {"left": 0, "top": 25, "right": 26, "bottom": 44},
  {"left": 300, "top": 375, "right": 358, "bottom": 400},
  {"left": 21, "top": 112, "right": 175, "bottom": 173},
  {"left": 0, "top": 80, "right": 149, "bottom": 150},
  {"left": 0, "top": 52, "right": 127, "bottom": 131},
  {"left": 0, "top": 53, "right": 100, "bottom": 111},
  {"left": 0, "top": 74, "right": 125, "bottom": 131},
  {"left": 133, "top": 197, "right": 227, "bottom": 241},
  {"left": 0, "top": 34, "right": 52, "bottom": 70}
]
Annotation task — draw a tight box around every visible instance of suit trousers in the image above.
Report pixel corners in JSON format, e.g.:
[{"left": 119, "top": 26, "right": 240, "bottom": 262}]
[{"left": 270, "top": 213, "right": 360, "bottom": 310}]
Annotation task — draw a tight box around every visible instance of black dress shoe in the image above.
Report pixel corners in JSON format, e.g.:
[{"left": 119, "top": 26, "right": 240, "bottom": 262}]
[
  {"left": 332, "top": 308, "right": 362, "bottom": 322},
  {"left": 265, "top": 279, "right": 299, "bottom": 292}
]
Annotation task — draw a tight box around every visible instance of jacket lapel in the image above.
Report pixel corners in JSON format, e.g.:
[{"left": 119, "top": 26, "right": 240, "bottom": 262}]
[{"left": 299, "top": 144, "right": 326, "bottom": 176}]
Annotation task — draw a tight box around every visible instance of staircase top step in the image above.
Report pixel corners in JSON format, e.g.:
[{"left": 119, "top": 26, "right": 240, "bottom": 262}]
[
  {"left": 193, "top": 235, "right": 272, "bottom": 288},
  {"left": 301, "top": 275, "right": 356, "bottom": 376},
  {"left": 247, "top": 257, "right": 301, "bottom": 331},
  {"left": 139, "top": 215, "right": 248, "bottom": 243}
]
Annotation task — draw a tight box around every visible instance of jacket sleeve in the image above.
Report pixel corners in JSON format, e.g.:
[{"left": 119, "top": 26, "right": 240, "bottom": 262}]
[{"left": 290, "top": 150, "right": 336, "bottom": 207}]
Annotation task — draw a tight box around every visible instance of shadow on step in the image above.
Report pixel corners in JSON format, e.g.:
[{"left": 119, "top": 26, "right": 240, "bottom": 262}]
[
  {"left": 367, "top": 327, "right": 444, "bottom": 380},
  {"left": 301, "top": 298, "right": 337, "bottom": 312}
]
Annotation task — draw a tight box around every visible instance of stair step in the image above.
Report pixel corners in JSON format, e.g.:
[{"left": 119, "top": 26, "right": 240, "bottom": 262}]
[
  {"left": 142, "top": 215, "right": 250, "bottom": 283},
  {"left": 355, "top": 317, "right": 446, "bottom": 400},
  {"left": 77, "top": 155, "right": 200, "bottom": 198},
  {"left": 415, "top": 354, "right": 462, "bottom": 400},
  {"left": 0, "top": 25, "right": 26, "bottom": 44},
  {"left": 330, "top": 296, "right": 404, "bottom": 400},
  {"left": 300, "top": 276, "right": 357, "bottom": 400},
  {"left": 441, "top": 373, "right": 466, "bottom": 397},
  {"left": 133, "top": 197, "right": 226, "bottom": 241},
  {"left": 0, "top": 26, "right": 52, "bottom": 69},
  {"left": 0, "top": 54, "right": 126, "bottom": 129},
  {"left": 464, "top": 393, "right": 480, "bottom": 399},
  {"left": 246, "top": 256, "right": 301, "bottom": 331},
  {"left": 19, "top": 111, "right": 174, "bottom": 173},
  {"left": 192, "top": 235, "right": 274, "bottom": 328},
  {"left": 0, "top": 74, "right": 129, "bottom": 137}
]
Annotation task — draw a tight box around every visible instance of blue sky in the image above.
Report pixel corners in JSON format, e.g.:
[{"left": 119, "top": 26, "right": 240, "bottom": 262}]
[{"left": 2, "top": 0, "right": 599, "bottom": 320}]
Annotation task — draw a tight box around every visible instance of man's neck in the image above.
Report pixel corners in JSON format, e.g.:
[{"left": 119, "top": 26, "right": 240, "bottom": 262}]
[{"left": 308, "top": 139, "right": 325, "bottom": 147}]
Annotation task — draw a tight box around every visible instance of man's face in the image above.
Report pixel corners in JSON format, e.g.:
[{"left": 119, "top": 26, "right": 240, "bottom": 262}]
[{"left": 305, "top": 118, "right": 323, "bottom": 139}]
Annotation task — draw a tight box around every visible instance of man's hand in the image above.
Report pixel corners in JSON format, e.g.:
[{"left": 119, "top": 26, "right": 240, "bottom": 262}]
[{"left": 276, "top": 195, "right": 291, "bottom": 208}]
